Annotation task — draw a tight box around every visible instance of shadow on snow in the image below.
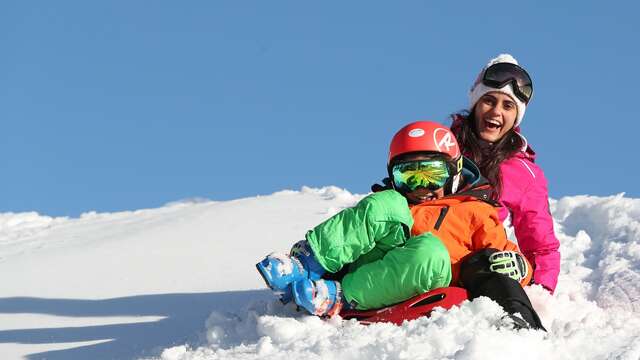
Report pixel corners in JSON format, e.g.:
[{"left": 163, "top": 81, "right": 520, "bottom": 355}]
[{"left": 0, "top": 289, "right": 271, "bottom": 360}]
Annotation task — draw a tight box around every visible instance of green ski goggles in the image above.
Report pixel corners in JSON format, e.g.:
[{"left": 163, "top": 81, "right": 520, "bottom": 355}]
[{"left": 391, "top": 159, "right": 451, "bottom": 192}]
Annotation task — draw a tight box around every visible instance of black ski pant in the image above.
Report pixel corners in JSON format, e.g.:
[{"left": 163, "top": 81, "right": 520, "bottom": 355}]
[{"left": 460, "top": 248, "right": 546, "bottom": 331}]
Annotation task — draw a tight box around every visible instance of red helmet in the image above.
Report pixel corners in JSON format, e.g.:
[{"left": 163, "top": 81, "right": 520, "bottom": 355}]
[
  {"left": 388, "top": 121, "right": 464, "bottom": 195},
  {"left": 388, "top": 121, "right": 461, "bottom": 164}
]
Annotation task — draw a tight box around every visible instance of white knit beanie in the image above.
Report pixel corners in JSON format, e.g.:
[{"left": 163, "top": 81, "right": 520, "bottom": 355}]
[{"left": 468, "top": 54, "right": 528, "bottom": 127}]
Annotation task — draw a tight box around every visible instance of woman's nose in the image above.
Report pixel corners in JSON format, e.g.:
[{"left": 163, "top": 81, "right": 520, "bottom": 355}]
[{"left": 488, "top": 104, "right": 502, "bottom": 117}]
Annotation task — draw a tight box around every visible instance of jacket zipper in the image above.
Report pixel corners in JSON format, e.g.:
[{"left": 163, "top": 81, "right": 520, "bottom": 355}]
[{"left": 434, "top": 206, "right": 450, "bottom": 230}]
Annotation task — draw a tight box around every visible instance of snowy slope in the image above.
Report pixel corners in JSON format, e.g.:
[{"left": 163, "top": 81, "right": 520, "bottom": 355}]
[{"left": 1, "top": 187, "right": 639, "bottom": 360}]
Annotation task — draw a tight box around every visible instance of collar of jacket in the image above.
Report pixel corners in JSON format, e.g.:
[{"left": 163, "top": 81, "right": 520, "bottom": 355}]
[{"left": 448, "top": 157, "right": 499, "bottom": 206}]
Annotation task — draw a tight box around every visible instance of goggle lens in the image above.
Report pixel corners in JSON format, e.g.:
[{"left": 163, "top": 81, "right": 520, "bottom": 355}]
[
  {"left": 482, "top": 63, "right": 533, "bottom": 103},
  {"left": 392, "top": 160, "right": 450, "bottom": 192}
]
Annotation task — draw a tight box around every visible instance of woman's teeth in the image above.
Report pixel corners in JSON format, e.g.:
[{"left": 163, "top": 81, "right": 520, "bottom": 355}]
[{"left": 485, "top": 119, "right": 502, "bottom": 129}]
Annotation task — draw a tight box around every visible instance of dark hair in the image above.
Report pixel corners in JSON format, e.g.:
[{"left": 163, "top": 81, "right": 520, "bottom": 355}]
[{"left": 450, "top": 111, "right": 524, "bottom": 199}]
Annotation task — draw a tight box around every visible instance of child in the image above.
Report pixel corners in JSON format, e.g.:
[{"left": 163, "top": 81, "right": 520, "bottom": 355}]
[{"left": 257, "top": 121, "right": 544, "bottom": 329}]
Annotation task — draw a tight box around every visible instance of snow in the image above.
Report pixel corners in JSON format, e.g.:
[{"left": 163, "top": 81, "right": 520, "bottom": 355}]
[{"left": 1, "top": 187, "right": 639, "bottom": 359}]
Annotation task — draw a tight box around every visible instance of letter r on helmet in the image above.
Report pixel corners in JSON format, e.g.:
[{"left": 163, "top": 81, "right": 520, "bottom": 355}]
[{"left": 432, "top": 128, "right": 460, "bottom": 158}]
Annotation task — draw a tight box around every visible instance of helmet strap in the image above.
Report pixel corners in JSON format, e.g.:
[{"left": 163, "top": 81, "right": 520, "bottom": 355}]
[
  {"left": 387, "top": 166, "right": 397, "bottom": 191},
  {"left": 450, "top": 173, "right": 461, "bottom": 194},
  {"left": 444, "top": 158, "right": 463, "bottom": 195}
]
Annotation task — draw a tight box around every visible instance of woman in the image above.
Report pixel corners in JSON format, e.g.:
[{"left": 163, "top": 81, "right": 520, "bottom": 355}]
[{"left": 450, "top": 54, "right": 560, "bottom": 293}]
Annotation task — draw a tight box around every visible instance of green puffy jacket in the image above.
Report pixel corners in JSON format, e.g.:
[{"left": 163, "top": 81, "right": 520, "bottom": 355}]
[{"left": 306, "top": 190, "right": 451, "bottom": 310}]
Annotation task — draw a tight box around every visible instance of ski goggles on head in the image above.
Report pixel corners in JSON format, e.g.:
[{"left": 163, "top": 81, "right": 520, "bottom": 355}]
[
  {"left": 482, "top": 62, "right": 533, "bottom": 104},
  {"left": 391, "top": 159, "right": 451, "bottom": 192}
]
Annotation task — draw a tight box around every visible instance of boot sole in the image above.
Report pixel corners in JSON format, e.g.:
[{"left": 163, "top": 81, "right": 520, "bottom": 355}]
[
  {"left": 256, "top": 262, "right": 275, "bottom": 290},
  {"left": 256, "top": 263, "right": 294, "bottom": 304}
]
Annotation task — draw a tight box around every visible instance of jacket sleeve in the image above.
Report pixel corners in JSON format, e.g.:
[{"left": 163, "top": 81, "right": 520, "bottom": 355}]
[
  {"left": 305, "top": 190, "right": 414, "bottom": 273},
  {"left": 470, "top": 204, "right": 534, "bottom": 287},
  {"left": 510, "top": 168, "right": 561, "bottom": 293}
]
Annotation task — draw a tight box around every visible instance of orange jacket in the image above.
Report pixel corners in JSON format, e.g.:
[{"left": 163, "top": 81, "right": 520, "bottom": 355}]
[{"left": 410, "top": 189, "right": 533, "bottom": 288}]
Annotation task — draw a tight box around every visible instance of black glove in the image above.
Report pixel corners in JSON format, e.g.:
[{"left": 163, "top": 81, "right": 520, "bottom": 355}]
[
  {"left": 488, "top": 251, "right": 529, "bottom": 282},
  {"left": 371, "top": 177, "right": 392, "bottom": 193}
]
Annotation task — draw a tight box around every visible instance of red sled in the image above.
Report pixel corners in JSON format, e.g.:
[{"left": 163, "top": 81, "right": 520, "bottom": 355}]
[{"left": 339, "top": 286, "right": 469, "bottom": 325}]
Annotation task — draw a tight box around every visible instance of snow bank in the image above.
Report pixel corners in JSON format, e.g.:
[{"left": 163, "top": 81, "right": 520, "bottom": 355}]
[
  {"left": 156, "top": 191, "right": 640, "bottom": 360},
  {"left": 2, "top": 188, "right": 640, "bottom": 360},
  {"left": 0, "top": 212, "right": 67, "bottom": 243}
]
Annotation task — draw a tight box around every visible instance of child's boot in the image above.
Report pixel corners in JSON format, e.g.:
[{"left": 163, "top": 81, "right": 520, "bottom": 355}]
[
  {"left": 291, "top": 278, "right": 344, "bottom": 317},
  {"left": 256, "top": 240, "right": 325, "bottom": 302}
]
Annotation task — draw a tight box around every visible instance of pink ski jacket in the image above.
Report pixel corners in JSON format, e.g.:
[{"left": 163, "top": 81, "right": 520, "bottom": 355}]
[
  {"left": 450, "top": 114, "right": 560, "bottom": 292},
  {"left": 497, "top": 146, "right": 560, "bottom": 293}
]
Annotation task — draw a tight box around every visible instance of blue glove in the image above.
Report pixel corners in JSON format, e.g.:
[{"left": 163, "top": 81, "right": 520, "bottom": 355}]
[{"left": 488, "top": 251, "right": 529, "bottom": 282}]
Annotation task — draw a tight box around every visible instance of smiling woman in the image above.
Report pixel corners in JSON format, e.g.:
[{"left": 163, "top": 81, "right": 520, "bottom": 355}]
[
  {"left": 449, "top": 54, "right": 561, "bottom": 294},
  {"left": 473, "top": 93, "right": 518, "bottom": 143}
]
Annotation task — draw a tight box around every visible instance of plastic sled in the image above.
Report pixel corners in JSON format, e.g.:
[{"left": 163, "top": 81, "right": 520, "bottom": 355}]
[{"left": 339, "top": 286, "right": 469, "bottom": 325}]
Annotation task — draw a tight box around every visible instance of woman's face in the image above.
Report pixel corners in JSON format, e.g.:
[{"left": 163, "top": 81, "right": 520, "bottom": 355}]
[{"left": 473, "top": 92, "right": 518, "bottom": 143}]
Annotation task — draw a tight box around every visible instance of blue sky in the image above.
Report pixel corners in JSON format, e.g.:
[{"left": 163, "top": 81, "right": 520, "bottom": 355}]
[{"left": 2, "top": 1, "right": 639, "bottom": 217}]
